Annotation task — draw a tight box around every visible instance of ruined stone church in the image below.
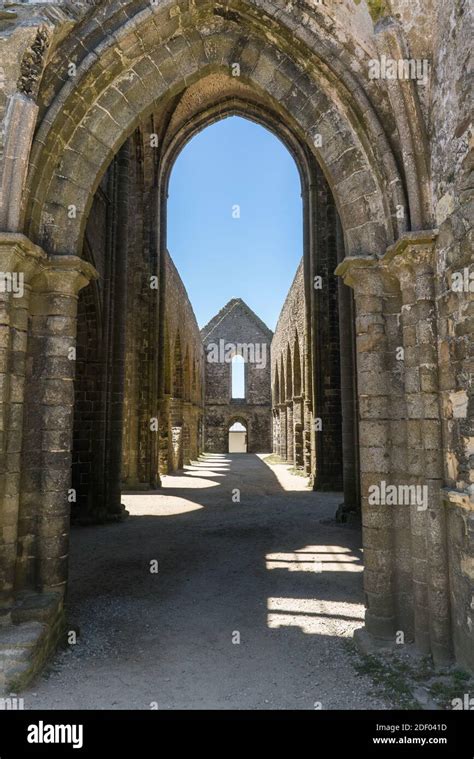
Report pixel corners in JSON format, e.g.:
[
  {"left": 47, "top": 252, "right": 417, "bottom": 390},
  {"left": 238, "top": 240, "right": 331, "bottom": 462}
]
[
  {"left": 0, "top": 0, "right": 472, "bottom": 694},
  {"left": 202, "top": 298, "right": 273, "bottom": 454}
]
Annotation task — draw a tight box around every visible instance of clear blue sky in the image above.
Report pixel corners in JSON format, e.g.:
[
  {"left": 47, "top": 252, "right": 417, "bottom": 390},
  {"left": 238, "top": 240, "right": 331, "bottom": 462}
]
[{"left": 167, "top": 116, "right": 303, "bottom": 332}]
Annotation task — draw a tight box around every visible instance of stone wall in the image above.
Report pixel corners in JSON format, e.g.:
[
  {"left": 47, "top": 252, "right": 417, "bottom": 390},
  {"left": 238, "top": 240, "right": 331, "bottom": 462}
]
[
  {"left": 271, "top": 260, "right": 311, "bottom": 474},
  {"left": 72, "top": 166, "right": 114, "bottom": 523},
  {"left": 121, "top": 127, "right": 158, "bottom": 490},
  {"left": 72, "top": 130, "right": 205, "bottom": 513},
  {"left": 271, "top": 167, "right": 347, "bottom": 493},
  {"left": 72, "top": 142, "right": 134, "bottom": 522},
  {"left": 429, "top": 0, "right": 473, "bottom": 671},
  {"left": 158, "top": 251, "right": 204, "bottom": 474},
  {"left": 202, "top": 299, "right": 272, "bottom": 453}
]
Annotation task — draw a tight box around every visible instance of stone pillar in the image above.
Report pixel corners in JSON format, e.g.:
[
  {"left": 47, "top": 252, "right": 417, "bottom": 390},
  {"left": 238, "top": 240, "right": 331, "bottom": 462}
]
[
  {"left": 303, "top": 398, "right": 313, "bottom": 476},
  {"left": 168, "top": 397, "right": 183, "bottom": 471},
  {"left": 336, "top": 256, "right": 396, "bottom": 640},
  {"left": 182, "top": 403, "right": 191, "bottom": 464},
  {"left": 0, "top": 235, "right": 46, "bottom": 617},
  {"left": 381, "top": 269, "right": 413, "bottom": 640},
  {"left": 293, "top": 397, "right": 304, "bottom": 469},
  {"left": 158, "top": 397, "right": 171, "bottom": 475},
  {"left": 17, "top": 254, "right": 98, "bottom": 594},
  {"left": 279, "top": 404, "right": 287, "bottom": 461},
  {"left": 189, "top": 406, "right": 198, "bottom": 461},
  {"left": 275, "top": 410, "right": 281, "bottom": 458},
  {"left": 310, "top": 168, "right": 343, "bottom": 490},
  {"left": 336, "top": 219, "right": 360, "bottom": 511},
  {"left": 272, "top": 411, "right": 277, "bottom": 456},
  {"left": 384, "top": 232, "right": 452, "bottom": 665},
  {"left": 286, "top": 401, "right": 294, "bottom": 465},
  {"left": 105, "top": 144, "right": 129, "bottom": 518}
]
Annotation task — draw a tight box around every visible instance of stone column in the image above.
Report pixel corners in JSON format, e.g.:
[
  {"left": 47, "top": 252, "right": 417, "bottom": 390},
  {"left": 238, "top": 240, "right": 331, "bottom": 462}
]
[
  {"left": 17, "top": 254, "right": 98, "bottom": 594},
  {"left": 381, "top": 268, "right": 413, "bottom": 640},
  {"left": 293, "top": 398, "right": 304, "bottom": 469},
  {"left": 336, "top": 219, "right": 360, "bottom": 511},
  {"left": 310, "top": 168, "right": 342, "bottom": 490},
  {"left": 286, "top": 401, "right": 294, "bottom": 465},
  {"left": 158, "top": 396, "right": 171, "bottom": 475},
  {"left": 0, "top": 235, "right": 46, "bottom": 617},
  {"left": 304, "top": 398, "right": 313, "bottom": 476},
  {"left": 279, "top": 404, "right": 287, "bottom": 461},
  {"left": 336, "top": 256, "right": 396, "bottom": 640},
  {"left": 275, "top": 410, "right": 281, "bottom": 458},
  {"left": 182, "top": 402, "right": 192, "bottom": 464},
  {"left": 384, "top": 232, "right": 451, "bottom": 664},
  {"left": 189, "top": 405, "right": 198, "bottom": 461},
  {"left": 105, "top": 144, "right": 129, "bottom": 518}
]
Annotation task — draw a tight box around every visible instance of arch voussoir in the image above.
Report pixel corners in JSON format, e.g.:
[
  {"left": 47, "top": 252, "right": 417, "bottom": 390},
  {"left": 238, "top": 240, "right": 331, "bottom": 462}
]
[{"left": 23, "top": 2, "right": 406, "bottom": 260}]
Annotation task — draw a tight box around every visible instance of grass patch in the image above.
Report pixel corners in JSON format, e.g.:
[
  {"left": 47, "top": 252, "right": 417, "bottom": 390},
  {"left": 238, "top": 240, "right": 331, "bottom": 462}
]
[
  {"left": 263, "top": 454, "right": 286, "bottom": 465},
  {"left": 346, "top": 640, "right": 474, "bottom": 710},
  {"left": 428, "top": 670, "right": 471, "bottom": 708},
  {"left": 288, "top": 467, "right": 308, "bottom": 478},
  {"left": 350, "top": 648, "right": 421, "bottom": 709}
]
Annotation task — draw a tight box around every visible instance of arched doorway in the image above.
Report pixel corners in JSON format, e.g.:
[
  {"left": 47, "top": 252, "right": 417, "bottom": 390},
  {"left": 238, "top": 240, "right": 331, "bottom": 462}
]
[
  {"left": 2, "top": 0, "right": 460, "bottom": 690},
  {"left": 13, "top": 44, "right": 384, "bottom": 664},
  {"left": 228, "top": 421, "right": 248, "bottom": 453}
]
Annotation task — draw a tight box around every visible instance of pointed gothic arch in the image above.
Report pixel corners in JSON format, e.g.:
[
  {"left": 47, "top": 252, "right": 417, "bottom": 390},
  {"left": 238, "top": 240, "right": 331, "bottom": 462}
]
[{"left": 0, "top": 0, "right": 461, "bottom": 689}]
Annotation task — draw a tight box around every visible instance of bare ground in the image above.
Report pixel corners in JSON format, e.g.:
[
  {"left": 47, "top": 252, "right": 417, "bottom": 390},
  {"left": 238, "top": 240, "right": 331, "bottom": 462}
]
[{"left": 23, "top": 454, "right": 392, "bottom": 710}]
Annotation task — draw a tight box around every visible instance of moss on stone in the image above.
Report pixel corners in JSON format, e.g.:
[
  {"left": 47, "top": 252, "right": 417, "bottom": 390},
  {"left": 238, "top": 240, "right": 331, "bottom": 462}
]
[
  {"left": 367, "top": 0, "right": 390, "bottom": 22},
  {"left": 353, "top": 0, "right": 389, "bottom": 23}
]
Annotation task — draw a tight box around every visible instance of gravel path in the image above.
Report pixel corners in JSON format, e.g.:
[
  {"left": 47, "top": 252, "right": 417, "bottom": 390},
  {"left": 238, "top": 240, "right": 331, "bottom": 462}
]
[{"left": 24, "top": 454, "right": 391, "bottom": 710}]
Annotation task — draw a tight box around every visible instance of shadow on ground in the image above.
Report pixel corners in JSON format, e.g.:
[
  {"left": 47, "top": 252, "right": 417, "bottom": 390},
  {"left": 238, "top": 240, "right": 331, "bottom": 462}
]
[{"left": 23, "top": 454, "right": 390, "bottom": 710}]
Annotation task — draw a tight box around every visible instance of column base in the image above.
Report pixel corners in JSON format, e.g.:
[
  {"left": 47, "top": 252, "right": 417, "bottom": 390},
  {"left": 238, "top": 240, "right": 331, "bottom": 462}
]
[
  {"left": 72, "top": 503, "right": 129, "bottom": 526},
  {"left": 354, "top": 625, "right": 398, "bottom": 656},
  {"left": 354, "top": 626, "right": 454, "bottom": 670}
]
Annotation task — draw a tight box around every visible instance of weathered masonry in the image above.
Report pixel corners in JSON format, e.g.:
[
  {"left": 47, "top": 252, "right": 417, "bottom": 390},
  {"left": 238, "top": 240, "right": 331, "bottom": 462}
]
[
  {"left": 272, "top": 261, "right": 313, "bottom": 478},
  {"left": 0, "top": 0, "right": 472, "bottom": 690},
  {"left": 155, "top": 252, "right": 204, "bottom": 477},
  {"left": 202, "top": 299, "right": 272, "bottom": 453},
  {"left": 72, "top": 145, "right": 205, "bottom": 521}
]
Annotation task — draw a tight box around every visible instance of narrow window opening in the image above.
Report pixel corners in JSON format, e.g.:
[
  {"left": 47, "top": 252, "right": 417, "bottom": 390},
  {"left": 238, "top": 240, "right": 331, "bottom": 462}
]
[{"left": 231, "top": 354, "right": 245, "bottom": 399}]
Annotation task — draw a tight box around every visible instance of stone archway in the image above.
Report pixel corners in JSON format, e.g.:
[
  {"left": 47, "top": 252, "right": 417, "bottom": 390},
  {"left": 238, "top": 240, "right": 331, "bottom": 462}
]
[
  {"left": 23, "top": 2, "right": 408, "bottom": 259},
  {"left": 0, "top": 0, "right": 466, "bottom": 692},
  {"left": 228, "top": 419, "right": 249, "bottom": 454}
]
